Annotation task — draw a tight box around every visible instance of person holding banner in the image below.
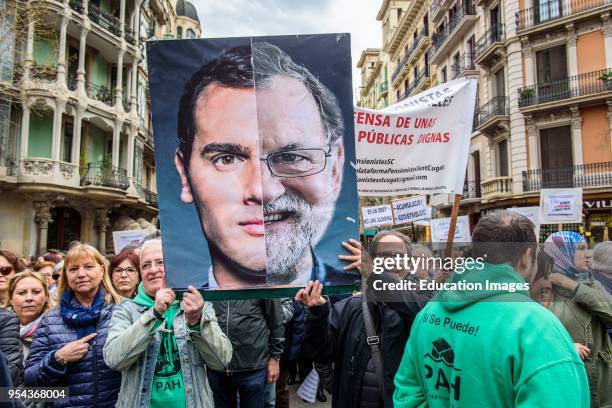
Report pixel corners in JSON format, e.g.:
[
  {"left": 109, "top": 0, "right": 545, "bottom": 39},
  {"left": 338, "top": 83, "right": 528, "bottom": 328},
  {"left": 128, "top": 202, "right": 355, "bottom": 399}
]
[
  {"left": 103, "top": 239, "right": 232, "bottom": 408},
  {"left": 544, "top": 232, "right": 612, "bottom": 407},
  {"left": 174, "top": 41, "right": 356, "bottom": 290},
  {"left": 393, "top": 212, "right": 589, "bottom": 407},
  {"left": 297, "top": 233, "right": 427, "bottom": 408}
]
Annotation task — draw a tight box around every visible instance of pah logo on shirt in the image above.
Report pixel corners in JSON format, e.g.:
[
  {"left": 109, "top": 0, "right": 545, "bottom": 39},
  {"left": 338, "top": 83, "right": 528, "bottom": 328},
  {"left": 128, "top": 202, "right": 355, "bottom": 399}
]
[{"left": 423, "top": 338, "right": 461, "bottom": 402}]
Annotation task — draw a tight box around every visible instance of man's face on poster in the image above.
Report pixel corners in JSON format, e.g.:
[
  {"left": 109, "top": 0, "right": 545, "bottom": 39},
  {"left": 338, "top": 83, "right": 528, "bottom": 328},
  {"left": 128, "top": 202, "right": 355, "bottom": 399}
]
[{"left": 175, "top": 75, "right": 344, "bottom": 286}]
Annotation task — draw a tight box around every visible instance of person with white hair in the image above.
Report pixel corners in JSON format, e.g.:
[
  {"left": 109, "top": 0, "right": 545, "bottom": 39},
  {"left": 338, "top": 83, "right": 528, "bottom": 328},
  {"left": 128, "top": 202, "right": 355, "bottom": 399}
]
[
  {"left": 592, "top": 241, "right": 612, "bottom": 295},
  {"left": 103, "top": 238, "right": 232, "bottom": 408}
]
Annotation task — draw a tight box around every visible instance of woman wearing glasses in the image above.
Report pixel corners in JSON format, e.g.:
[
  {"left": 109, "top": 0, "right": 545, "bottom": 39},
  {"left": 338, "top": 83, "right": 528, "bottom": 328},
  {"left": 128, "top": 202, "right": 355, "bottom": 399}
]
[
  {"left": 0, "top": 250, "right": 27, "bottom": 307},
  {"left": 109, "top": 248, "right": 141, "bottom": 299},
  {"left": 24, "top": 242, "right": 122, "bottom": 407}
]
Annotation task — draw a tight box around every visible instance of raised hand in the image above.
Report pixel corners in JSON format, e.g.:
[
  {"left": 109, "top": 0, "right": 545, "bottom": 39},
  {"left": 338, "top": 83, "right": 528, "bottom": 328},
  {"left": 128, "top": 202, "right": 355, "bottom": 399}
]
[
  {"left": 339, "top": 239, "right": 362, "bottom": 272},
  {"left": 295, "top": 280, "right": 326, "bottom": 308},
  {"left": 181, "top": 285, "right": 204, "bottom": 326},
  {"left": 154, "top": 287, "right": 176, "bottom": 315}
]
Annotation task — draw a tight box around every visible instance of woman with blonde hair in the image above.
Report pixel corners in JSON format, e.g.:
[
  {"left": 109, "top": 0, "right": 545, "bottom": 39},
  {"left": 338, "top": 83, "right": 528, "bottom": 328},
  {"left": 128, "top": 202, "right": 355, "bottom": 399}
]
[
  {"left": 6, "top": 270, "right": 53, "bottom": 361},
  {"left": 24, "top": 242, "right": 121, "bottom": 407}
]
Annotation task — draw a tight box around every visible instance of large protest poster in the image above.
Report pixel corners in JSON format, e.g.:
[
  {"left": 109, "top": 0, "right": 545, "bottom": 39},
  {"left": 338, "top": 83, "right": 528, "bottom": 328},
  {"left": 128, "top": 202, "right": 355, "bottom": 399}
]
[
  {"left": 146, "top": 34, "right": 359, "bottom": 296},
  {"left": 540, "top": 188, "right": 583, "bottom": 224},
  {"left": 355, "top": 78, "right": 477, "bottom": 196}
]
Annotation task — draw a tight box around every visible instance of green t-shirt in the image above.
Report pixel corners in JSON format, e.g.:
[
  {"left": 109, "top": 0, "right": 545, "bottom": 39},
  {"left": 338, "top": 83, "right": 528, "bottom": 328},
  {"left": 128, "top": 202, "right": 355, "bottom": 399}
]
[{"left": 133, "top": 284, "right": 186, "bottom": 408}]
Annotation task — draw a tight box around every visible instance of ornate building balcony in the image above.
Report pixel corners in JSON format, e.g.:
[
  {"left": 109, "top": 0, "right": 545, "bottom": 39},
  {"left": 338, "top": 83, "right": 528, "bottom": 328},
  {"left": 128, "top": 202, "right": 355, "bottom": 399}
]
[
  {"left": 430, "top": 5, "right": 478, "bottom": 65},
  {"left": 450, "top": 52, "right": 477, "bottom": 79},
  {"left": 516, "top": 0, "right": 612, "bottom": 34},
  {"left": 522, "top": 161, "right": 612, "bottom": 191},
  {"left": 136, "top": 184, "right": 159, "bottom": 207},
  {"left": 474, "top": 24, "right": 505, "bottom": 67},
  {"left": 80, "top": 162, "right": 130, "bottom": 190},
  {"left": 85, "top": 82, "right": 114, "bottom": 106},
  {"left": 482, "top": 176, "right": 513, "bottom": 199},
  {"left": 518, "top": 68, "right": 612, "bottom": 112},
  {"left": 11, "top": 158, "right": 80, "bottom": 187},
  {"left": 474, "top": 96, "right": 509, "bottom": 132},
  {"left": 87, "top": 1, "right": 120, "bottom": 36}
]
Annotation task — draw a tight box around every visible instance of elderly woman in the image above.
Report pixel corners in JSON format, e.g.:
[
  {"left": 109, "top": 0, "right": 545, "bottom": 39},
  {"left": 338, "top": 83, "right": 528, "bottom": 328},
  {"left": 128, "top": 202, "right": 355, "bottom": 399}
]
[
  {"left": 0, "top": 251, "right": 27, "bottom": 307},
  {"left": 6, "top": 271, "right": 53, "bottom": 361},
  {"left": 592, "top": 241, "right": 612, "bottom": 294},
  {"left": 544, "top": 232, "right": 612, "bottom": 407},
  {"left": 109, "top": 248, "right": 140, "bottom": 299},
  {"left": 24, "top": 243, "right": 121, "bottom": 407}
]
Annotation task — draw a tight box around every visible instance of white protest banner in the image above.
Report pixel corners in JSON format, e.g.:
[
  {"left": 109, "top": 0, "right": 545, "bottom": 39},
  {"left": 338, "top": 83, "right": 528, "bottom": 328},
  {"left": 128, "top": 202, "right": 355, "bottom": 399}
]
[
  {"left": 414, "top": 207, "right": 432, "bottom": 226},
  {"left": 540, "top": 188, "right": 583, "bottom": 224},
  {"left": 391, "top": 196, "right": 428, "bottom": 225},
  {"left": 355, "top": 78, "right": 477, "bottom": 196},
  {"left": 112, "top": 229, "right": 149, "bottom": 253},
  {"left": 507, "top": 206, "right": 541, "bottom": 239},
  {"left": 361, "top": 204, "right": 393, "bottom": 228},
  {"left": 297, "top": 369, "right": 320, "bottom": 403},
  {"left": 430, "top": 215, "right": 471, "bottom": 242}
]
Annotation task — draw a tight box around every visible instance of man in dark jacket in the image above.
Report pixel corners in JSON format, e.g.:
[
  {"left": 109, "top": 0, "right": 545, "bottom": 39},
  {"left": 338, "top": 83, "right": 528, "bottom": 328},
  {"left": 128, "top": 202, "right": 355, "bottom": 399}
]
[
  {"left": 0, "top": 309, "right": 22, "bottom": 387},
  {"left": 276, "top": 300, "right": 305, "bottom": 408},
  {"left": 296, "top": 233, "right": 427, "bottom": 408},
  {"left": 208, "top": 299, "right": 284, "bottom": 408}
]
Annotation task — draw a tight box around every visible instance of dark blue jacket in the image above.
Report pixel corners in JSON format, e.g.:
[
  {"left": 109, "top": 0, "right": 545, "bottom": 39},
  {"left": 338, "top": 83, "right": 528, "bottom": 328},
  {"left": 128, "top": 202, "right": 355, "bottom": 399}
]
[
  {"left": 23, "top": 303, "right": 121, "bottom": 408},
  {"left": 283, "top": 300, "right": 304, "bottom": 361}
]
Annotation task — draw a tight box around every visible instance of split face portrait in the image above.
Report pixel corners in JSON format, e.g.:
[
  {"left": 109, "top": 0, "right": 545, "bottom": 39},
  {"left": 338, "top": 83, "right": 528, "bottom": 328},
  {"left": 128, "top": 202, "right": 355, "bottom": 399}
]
[{"left": 147, "top": 35, "right": 359, "bottom": 294}]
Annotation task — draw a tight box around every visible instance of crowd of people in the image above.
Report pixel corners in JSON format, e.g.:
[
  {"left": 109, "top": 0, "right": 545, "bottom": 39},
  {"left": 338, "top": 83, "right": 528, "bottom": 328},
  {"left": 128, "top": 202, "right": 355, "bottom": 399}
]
[{"left": 0, "top": 211, "right": 611, "bottom": 407}]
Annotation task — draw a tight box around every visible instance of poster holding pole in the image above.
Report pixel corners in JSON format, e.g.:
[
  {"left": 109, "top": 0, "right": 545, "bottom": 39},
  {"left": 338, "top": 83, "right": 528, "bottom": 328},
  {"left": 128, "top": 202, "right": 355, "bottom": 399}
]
[{"left": 444, "top": 194, "right": 463, "bottom": 257}]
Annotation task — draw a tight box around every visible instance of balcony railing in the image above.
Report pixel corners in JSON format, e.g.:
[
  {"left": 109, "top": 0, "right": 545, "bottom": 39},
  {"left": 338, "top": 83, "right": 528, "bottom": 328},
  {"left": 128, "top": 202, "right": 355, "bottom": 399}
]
[
  {"left": 518, "top": 68, "right": 612, "bottom": 108},
  {"left": 516, "top": 0, "right": 611, "bottom": 31},
  {"left": 475, "top": 24, "right": 505, "bottom": 60},
  {"left": 462, "top": 179, "right": 482, "bottom": 199},
  {"left": 451, "top": 52, "right": 476, "bottom": 79},
  {"left": 482, "top": 176, "right": 513, "bottom": 196},
  {"left": 137, "top": 184, "right": 158, "bottom": 207},
  {"left": 392, "top": 27, "right": 428, "bottom": 85},
  {"left": 30, "top": 63, "right": 57, "bottom": 82},
  {"left": 69, "top": 0, "right": 83, "bottom": 13},
  {"left": 400, "top": 69, "right": 430, "bottom": 101},
  {"left": 124, "top": 28, "right": 136, "bottom": 45},
  {"left": 474, "top": 96, "right": 508, "bottom": 128},
  {"left": 522, "top": 161, "right": 612, "bottom": 191},
  {"left": 88, "top": 1, "right": 120, "bottom": 36},
  {"left": 86, "top": 82, "right": 113, "bottom": 105},
  {"left": 80, "top": 163, "right": 129, "bottom": 190},
  {"left": 432, "top": 5, "right": 477, "bottom": 54}
]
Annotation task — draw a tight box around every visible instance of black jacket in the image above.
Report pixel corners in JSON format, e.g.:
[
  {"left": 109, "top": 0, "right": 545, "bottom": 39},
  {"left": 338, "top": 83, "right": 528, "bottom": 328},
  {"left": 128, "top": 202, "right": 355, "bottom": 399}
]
[
  {"left": 212, "top": 299, "right": 284, "bottom": 372},
  {"left": 304, "top": 274, "right": 427, "bottom": 408},
  {"left": 0, "top": 309, "right": 22, "bottom": 386},
  {"left": 282, "top": 300, "right": 305, "bottom": 361}
]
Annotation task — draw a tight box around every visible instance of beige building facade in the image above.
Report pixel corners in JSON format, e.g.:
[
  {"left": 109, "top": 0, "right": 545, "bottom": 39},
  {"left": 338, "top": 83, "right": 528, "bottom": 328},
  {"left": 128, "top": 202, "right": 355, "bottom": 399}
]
[
  {"left": 0, "top": 0, "right": 201, "bottom": 256},
  {"left": 358, "top": 0, "right": 612, "bottom": 242}
]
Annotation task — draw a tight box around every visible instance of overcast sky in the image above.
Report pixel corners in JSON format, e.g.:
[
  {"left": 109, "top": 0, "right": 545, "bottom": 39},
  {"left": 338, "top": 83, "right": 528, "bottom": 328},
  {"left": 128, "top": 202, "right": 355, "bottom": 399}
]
[{"left": 192, "top": 0, "right": 383, "bottom": 96}]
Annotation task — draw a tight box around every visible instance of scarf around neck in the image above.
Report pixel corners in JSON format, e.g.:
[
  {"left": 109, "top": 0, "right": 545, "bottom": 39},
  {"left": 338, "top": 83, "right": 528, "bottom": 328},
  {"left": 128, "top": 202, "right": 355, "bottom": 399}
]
[
  {"left": 20, "top": 314, "right": 43, "bottom": 344},
  {"left": 60, "top": 288, "right": 105, "bottom": 338}
]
